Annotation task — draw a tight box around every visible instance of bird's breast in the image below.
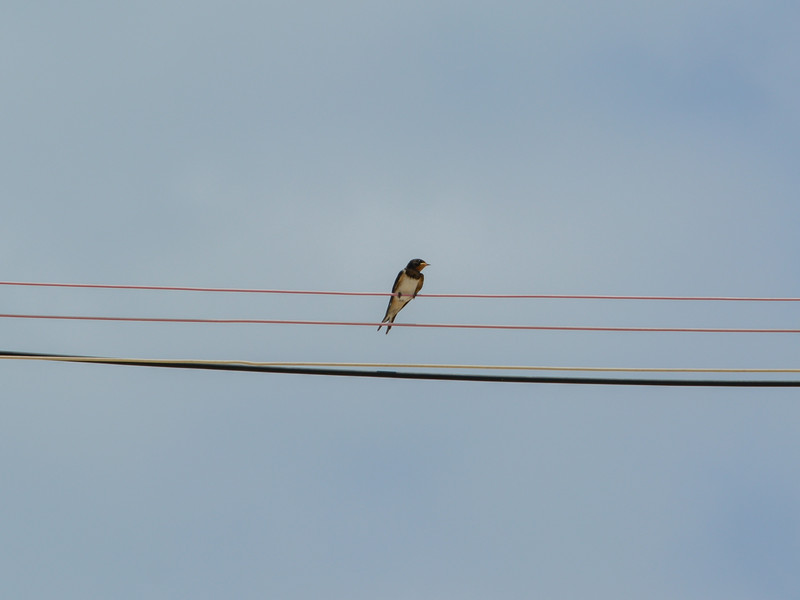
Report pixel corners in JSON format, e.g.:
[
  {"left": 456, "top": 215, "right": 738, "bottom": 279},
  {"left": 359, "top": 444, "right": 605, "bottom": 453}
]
[{"left": 395, "top": 274, "right": 419, "bottom": 297}]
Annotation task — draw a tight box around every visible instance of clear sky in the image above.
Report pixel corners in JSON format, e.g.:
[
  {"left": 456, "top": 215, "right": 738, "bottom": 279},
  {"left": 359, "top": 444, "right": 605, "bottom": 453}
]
[{"left": 3, "top": 2, "right": 800, "bottom": 598}]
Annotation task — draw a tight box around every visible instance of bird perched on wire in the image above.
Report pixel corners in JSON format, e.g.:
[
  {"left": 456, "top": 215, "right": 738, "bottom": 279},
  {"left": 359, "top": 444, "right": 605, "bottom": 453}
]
[{"left": 378, "top": 259, "right": 430, "bottom": 334}]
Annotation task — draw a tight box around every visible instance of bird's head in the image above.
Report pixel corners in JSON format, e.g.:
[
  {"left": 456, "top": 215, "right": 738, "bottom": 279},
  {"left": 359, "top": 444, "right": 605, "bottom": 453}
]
[{"left": 407, "top": 259, "right": 430, "bottom": 271}]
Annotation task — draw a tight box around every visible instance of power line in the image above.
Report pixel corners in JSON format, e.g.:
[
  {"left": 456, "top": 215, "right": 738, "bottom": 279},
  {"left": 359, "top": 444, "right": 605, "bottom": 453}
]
[
  {"left": 1, "top": 280, "right": 799, "bottom": 301},
  {"left": 4, "top": 354, "right": 800, "bottom": 373},
  {"left": 2, "top": 312, "right": 800, "bottom": 333},
  {"left": 2, "top": 351, "right": 800, "bottom": 386}
]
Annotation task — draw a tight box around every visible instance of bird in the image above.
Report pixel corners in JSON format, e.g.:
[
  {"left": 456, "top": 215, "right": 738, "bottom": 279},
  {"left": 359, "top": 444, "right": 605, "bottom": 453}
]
[{"left": 378, "top": 259, "right": 430, "bottom": 334}]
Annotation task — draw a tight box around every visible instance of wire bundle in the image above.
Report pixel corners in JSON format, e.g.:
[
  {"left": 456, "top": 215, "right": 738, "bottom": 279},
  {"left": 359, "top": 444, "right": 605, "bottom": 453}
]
[{"left": 2, "top": 280, "right": 798, "bottom": 386}]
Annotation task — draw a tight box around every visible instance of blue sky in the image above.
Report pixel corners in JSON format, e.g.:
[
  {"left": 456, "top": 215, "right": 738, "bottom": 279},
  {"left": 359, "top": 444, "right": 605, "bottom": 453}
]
[{"left": 3, "top": 2, "right": 800, "bottom": 598}]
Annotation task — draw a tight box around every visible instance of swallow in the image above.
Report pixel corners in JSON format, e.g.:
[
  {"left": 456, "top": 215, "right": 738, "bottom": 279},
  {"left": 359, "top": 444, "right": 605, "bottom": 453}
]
[{"left": 378, "top": 259, "right": 430, "bottom": 334}]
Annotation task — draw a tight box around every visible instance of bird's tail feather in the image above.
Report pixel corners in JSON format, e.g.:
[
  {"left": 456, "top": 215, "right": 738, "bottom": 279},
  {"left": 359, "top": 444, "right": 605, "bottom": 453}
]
[{"left": 378, "top": 314, "right": 395, "bottom": 334}]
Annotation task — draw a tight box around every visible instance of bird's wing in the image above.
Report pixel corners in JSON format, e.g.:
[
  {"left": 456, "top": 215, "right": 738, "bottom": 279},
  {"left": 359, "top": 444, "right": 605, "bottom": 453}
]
[
  {"left": 391, "top": 269, "right": 405, "bottom": 295},
  {"left": 413, "top": 274, "right": 424, "bottom": 297},
  {"left": 381, "top": 269, "right": 405, "bottom": 322}
]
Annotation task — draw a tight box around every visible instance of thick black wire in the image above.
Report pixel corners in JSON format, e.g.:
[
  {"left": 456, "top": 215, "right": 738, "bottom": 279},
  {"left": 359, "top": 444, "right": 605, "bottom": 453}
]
[{"left": 2, "top": 350, "right": 800, "bottom": 387}]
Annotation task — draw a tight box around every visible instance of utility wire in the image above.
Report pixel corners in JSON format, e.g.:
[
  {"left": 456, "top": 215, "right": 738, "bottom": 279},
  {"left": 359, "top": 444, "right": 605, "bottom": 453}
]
[
  {"left": 5, "top": 354, "right": 800, "bottom": 373},
  {"left": 1, "top": 312, "right": 799, "bottom": 333},
  {"left": 1, "top": 280, "right": 799, "bottom": 301},
  {"left": 2, "top": 351, "right": 799, "bottom": 386}
]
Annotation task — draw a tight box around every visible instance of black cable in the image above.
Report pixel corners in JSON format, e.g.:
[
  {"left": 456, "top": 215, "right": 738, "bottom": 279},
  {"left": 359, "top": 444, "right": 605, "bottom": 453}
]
[{"left": 2, "top": 350, "right": 800, "bottom": 387}]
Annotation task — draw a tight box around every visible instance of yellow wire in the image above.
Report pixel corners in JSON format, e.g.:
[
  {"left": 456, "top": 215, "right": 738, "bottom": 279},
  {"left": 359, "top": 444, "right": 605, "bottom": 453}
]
[{"left": 2, "top": 354, "right": 799, "bottom": 373}]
